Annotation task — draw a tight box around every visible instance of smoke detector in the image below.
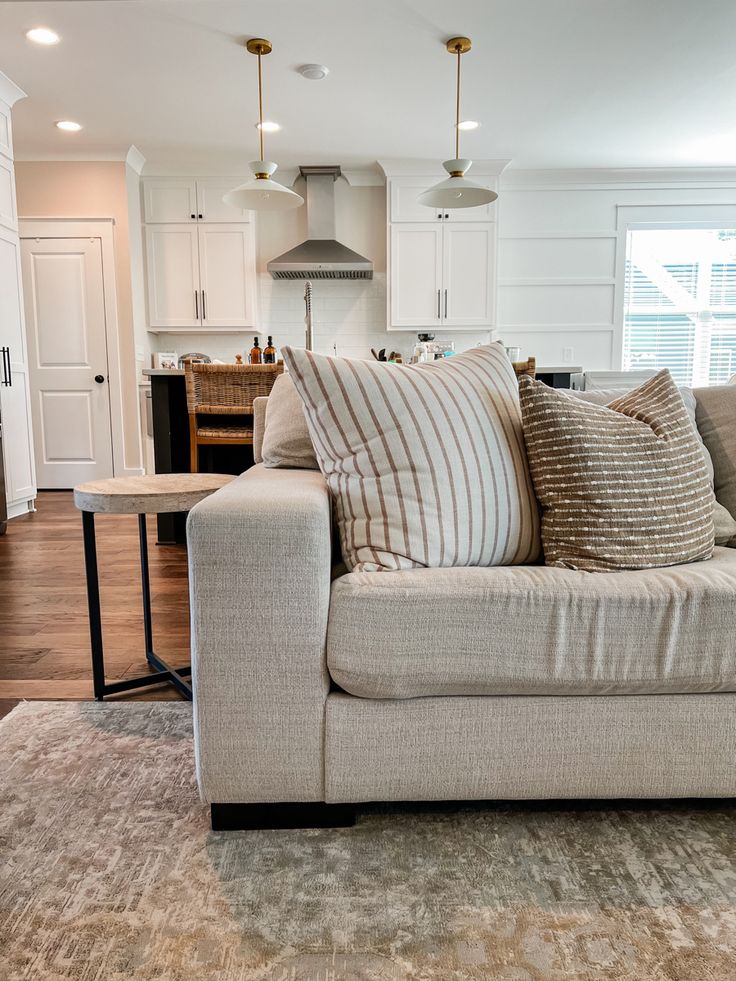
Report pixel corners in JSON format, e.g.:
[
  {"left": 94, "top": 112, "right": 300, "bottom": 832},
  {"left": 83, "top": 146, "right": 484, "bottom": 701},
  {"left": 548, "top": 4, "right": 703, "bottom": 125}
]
[{"left": 299, "top": 64, "right": 329, "bottom": 80}]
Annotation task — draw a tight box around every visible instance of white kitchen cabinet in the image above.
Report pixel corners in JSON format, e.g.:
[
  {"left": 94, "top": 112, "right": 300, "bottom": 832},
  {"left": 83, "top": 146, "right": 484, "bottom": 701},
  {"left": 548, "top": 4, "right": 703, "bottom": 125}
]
[
  {"left": 0, "top": 155, "right": 17, "bottom": 232},
  {"left": 145, "top": 221, "right": 256, "bottom": 331},
  {"left": 145, "top": 224, "right": 201, "bottom": 328},
  {"left": 0, "top": 208, "right": 36, "bottom": 517},
  {"left": 143, "top": 178, "right": 248, "bottom": 223},
  {"left": 442, "top": 223, "right": 496, "bottom": 327},
  {"left": 197, "top": 224, "right": 255, "bottom": 328},
  {"left": 383, "top": 168, "right": 499, "bottom": 332},
  {"left": 389, "top": 219, "right": 496, "bottom": 330},
  {"left": 390, "top": 224, "right": 443, "bottom": 329}
]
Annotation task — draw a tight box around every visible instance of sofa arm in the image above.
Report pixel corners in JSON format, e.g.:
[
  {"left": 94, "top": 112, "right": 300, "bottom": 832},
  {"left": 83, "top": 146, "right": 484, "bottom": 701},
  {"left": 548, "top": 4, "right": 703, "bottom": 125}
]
[{"left": 187, "top": 464, "right": 332, "bottom": 803}]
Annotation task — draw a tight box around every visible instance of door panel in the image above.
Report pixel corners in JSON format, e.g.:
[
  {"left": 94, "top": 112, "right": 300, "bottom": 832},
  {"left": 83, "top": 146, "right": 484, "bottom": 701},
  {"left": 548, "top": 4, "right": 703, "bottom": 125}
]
[
  {"left": 21, "top": 237, "right": 114, "bottom": 487},
  {"left": 0, "top": 157, "right": 16, "bottom": 231},
  {"left": 197, "top": 224, "right": 254, "bottom": 328},
  {"left": 442, "top": 222, "right": 496, "bottom": 328},
  {"left": 145, "top": 225, "right": 201, "bottom": 328},
  {"left": 196, "top": 179, "right": 250, "bottom": 222},
  {"left": 389, "top": 224, "right": 443, "bottom": 329},
  {"left": 143, "top": 180, "right": 197, "bottom": 222}
]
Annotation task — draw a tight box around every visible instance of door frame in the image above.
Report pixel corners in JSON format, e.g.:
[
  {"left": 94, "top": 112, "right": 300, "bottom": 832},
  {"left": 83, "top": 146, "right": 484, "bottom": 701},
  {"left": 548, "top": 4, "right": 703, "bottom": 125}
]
[{"left": 19, "top": 218, "right": 129, "bottom": 479}]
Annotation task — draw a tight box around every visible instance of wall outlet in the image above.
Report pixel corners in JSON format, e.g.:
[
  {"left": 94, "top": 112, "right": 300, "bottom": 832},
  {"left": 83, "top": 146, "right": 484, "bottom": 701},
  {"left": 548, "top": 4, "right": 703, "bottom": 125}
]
[{"left": 562, "top": 346, "right": 574, "bottom": 364}]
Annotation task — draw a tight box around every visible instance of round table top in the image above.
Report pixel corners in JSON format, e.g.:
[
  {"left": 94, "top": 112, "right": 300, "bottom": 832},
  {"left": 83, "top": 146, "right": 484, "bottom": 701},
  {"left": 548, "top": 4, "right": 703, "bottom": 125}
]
[{"left": 73, "top": 473, "right": 235, "bottom": 514}]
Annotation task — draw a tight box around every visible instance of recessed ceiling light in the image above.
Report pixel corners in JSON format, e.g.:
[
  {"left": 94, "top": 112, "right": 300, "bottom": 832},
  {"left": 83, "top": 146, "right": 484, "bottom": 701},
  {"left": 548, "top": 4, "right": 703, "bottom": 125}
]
[
  {"left": 256, "top": 121, "right": 281, "bottom": 133},
  {"left": 457, "top": 120, "right": 480, "bottom": 131},
  {"left": 26, "top": 27, "right": 60, "bottom": 45},
  {"left": 56, "top": 120, "right": 82, "bottom": 132},
  {"left": 298, "top": 64, "right": 329, "bottom": 80}
]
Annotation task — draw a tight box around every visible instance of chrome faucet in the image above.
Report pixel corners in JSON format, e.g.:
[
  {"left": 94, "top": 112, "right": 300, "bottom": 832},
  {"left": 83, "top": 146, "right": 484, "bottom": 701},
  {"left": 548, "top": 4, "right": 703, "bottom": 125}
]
[{"left": 304, "top": 280, "right": 313, "bottom": 351}]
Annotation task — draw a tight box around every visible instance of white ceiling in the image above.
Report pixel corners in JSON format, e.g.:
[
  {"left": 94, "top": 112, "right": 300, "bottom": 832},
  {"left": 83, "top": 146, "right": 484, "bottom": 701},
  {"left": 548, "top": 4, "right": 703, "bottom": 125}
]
[{"left": 2, "top": 0, "right": 736, "bottom": 174}]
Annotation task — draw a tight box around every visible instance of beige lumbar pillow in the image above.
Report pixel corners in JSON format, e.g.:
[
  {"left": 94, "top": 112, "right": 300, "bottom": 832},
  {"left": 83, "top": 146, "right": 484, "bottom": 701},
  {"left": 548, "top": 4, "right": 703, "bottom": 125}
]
[
  {"left": 519, "top": 369, "right": 715, "bottom": 571},
  {"left": 282, "top": 344, "right": 541, "bottom": 573},
  {"left": 261, "top": 372, "right": 319, "bottom": 470}
]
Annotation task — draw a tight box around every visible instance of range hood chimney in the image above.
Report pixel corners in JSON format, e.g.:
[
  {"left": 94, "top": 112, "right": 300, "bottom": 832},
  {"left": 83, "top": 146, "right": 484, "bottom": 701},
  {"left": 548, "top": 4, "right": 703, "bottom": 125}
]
[{"left": 267, "top": 166, "right": 373, "bottom": 280}]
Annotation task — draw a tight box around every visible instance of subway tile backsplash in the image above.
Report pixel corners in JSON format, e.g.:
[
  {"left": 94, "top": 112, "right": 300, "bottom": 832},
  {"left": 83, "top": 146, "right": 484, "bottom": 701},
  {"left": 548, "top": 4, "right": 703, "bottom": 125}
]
[{"left": 152, "top": 273, "right": 492, "bottom": 363}]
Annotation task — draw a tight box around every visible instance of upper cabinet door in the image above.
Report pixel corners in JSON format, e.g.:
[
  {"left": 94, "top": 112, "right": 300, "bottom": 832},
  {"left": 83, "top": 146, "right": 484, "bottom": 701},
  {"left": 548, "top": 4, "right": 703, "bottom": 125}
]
[
  {"left": 197, "top": 223, "right": 255, "bottom": 328},
  {"left": 389, "top": 224, "right": 443, "bottom": 329},
  {"left": 391, "top": 181, "right": 445, "bottom": 222},
  {"left": 195, "top": 179, "right": 250, "bottom": 223},
  {"left": 442, "top": 222, "right": 496, "bottom": 328},
  {"left": 145, "top": 224, "right": 201, "bottom": 328},
  {"left": 143, "top": 180, "right": 198, "bottom": 222}
]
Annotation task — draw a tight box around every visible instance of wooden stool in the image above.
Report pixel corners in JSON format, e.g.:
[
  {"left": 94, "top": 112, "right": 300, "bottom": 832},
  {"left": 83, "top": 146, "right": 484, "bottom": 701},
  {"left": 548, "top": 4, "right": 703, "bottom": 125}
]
[{"left": 73, "top": 473, "right": 234, "bottom": 701}]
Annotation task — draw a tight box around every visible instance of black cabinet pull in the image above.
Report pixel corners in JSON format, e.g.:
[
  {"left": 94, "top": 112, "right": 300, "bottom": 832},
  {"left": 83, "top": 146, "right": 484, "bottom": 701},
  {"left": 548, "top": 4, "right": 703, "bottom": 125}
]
[
  {"left": 190, "top": 213, "right": 196, "bottom": 219},
  {"left": 194, "top": 290, "right": 199, "bottom": 319},
  {"left": 444, "top": 289, "right": 448, "bottom": 318},
  {"left": 2, "top": 347, "right": 11, "bottom": 387},
  {"left": 437, "top": 290, "right": 440, "bottom": 319},
  {"left": 198, "top": 214, "right": 203, "bottom": 219},
  {"left": 201, "top": 290, "right": 206, "bottom": 321}
]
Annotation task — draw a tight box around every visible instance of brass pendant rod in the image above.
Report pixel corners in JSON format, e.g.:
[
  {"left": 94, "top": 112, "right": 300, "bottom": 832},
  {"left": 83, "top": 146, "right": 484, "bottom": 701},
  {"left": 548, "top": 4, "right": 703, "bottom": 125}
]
[
  {"left": 257, "top": 50, "right": 264, "bottom": 161},
  {"left": 455, "top": 45, "right": 461, "bottom": 160}
]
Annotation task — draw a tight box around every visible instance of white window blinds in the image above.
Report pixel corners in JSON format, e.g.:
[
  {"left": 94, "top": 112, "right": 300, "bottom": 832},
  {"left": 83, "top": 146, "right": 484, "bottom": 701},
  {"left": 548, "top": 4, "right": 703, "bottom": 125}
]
[{"left": 623, "top": 228, "right": 736, "bottom": 386}]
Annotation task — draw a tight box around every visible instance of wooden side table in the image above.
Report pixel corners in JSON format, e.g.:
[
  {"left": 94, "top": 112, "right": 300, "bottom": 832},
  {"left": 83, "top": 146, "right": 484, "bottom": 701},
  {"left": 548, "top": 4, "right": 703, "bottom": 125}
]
[{"left": 73, "top": 473, "right": 234, "bottom": 701}]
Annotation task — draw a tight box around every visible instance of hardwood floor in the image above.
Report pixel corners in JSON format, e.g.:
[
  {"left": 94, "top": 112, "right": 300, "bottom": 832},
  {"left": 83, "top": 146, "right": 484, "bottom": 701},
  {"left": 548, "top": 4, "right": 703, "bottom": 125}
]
[{"left": 0, "top": 491, "right": 190, "bottom": 718}]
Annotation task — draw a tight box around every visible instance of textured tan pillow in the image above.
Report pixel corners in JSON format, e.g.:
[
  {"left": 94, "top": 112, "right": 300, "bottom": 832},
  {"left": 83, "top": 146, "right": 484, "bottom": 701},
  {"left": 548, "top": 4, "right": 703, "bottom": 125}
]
[
  {"left": 261, "top": 372, "right": 319, "bottom": 470},
  {"left": 282, "top": 344, "right": 541, "bottom": 573},
  {"left": 519, "top": 370, "right": 715, "bottom": 571},
  {"left": 571, "top": 386, "right": 736, "bottom": 546}
]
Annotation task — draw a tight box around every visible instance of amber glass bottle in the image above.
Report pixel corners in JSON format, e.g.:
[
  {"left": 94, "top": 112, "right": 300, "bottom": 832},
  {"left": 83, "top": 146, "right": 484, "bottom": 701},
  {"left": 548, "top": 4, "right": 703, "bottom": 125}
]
[
  {"left": 249, "top": 337, "right": 262, "bottom": 364},
  {"left": 263, "top": 336, "right": 276, "bottom": 364}
]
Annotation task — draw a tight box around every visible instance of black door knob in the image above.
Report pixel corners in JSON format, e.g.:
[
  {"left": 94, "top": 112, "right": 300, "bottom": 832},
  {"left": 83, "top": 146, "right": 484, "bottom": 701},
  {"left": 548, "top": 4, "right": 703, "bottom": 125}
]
[{"left": 94, "top": 374, "right": 105, "bottom": 384}]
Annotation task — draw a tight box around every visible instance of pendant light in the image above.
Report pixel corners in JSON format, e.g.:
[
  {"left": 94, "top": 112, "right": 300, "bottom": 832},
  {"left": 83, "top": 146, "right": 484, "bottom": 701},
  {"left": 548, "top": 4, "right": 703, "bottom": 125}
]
[
  {"left": 418, "top": 37, "right": 498, "bottom": 211},
  {"left": 223, "top": 38, "right": 304, "bottom": 212}
]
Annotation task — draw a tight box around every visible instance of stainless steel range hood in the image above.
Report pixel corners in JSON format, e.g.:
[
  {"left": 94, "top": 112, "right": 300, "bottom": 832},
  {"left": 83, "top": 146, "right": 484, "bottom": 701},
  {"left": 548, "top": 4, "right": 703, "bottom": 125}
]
[{"left": 267, "top": 166, "right": 373, "bottom": 280}]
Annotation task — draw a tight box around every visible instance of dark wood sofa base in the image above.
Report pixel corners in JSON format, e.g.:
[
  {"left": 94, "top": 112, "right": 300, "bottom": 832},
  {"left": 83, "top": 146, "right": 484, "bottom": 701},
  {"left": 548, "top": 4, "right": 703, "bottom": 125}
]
[{"left": 210, "top": 802, "right": 357, "bottom": 831}]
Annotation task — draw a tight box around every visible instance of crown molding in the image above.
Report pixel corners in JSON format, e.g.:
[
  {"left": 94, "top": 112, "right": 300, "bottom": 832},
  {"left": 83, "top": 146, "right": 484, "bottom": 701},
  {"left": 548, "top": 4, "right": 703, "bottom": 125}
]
[
  {"left": 501, "top": 166, "right": 736, "bottom": 189},
  {"left": 125, "top": 145, "right": 146, "bottom": 175},
  {"left": 0, "top": 71, "right": 25, "bottom": 108}
]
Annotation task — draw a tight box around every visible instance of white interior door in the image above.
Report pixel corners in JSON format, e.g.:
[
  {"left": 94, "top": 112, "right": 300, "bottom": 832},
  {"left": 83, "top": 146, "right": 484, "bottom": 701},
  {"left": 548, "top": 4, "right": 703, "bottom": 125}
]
[
  {"left": 197, "top": 223, "right": 254, "bottom": 328},
  {"left": 442, "top": 222, "right": 496, "bottom": 328},
  {"left": 20, "top": 236, "right": 114, "bottom": 488},
  {"left": 389, "top": 224, "right": 443, "bottom": 329}
]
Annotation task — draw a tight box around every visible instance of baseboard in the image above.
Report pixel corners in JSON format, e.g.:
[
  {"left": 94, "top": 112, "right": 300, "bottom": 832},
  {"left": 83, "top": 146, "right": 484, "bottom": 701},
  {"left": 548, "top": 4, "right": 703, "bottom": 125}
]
[{"left": 211, "top": 801, "right": 356, "bottom": 831}]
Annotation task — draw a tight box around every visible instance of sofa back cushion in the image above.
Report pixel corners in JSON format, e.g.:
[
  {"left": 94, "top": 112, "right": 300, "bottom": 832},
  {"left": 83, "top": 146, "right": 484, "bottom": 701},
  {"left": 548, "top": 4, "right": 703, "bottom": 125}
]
[
  {"left": 261, "top": 372, "right": 319, "bottom": 470},
  {"left": 694, "top": 384, "right": 736, "bottom": 544},
  {"left": 519, "top": 369, "right": 715, "bottom": 571},
  {"left": 282, "top": 344, "right": 541, "bottom": 573}
]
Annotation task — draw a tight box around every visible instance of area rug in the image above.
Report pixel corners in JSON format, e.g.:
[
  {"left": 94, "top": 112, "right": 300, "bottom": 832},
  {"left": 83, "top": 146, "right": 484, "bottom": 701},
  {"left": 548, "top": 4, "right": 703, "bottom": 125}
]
[{"left": 1, "top": 703, "right": 736, "bottom": 980}]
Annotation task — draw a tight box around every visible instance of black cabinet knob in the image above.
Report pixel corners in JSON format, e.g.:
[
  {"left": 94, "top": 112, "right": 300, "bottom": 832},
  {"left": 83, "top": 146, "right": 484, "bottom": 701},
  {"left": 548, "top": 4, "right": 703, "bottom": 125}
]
[
  {"left": 94, "top": 374, "right": 105, "bottom": 384},
  {"left": 190, "top": 213, "right": 196, "bottom": 219}
]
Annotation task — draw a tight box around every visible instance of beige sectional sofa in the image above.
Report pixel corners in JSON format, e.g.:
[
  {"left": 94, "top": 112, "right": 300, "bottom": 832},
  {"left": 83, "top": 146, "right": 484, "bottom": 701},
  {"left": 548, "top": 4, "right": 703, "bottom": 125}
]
[{"left": 187, "top": 384, "right": 736, "bottom": 830}]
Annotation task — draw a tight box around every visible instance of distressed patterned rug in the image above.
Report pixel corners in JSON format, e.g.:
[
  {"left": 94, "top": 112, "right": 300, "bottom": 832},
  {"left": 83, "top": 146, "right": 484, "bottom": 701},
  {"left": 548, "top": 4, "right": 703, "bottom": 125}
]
[{"left": 1, "top": 702, "right": 736, "bottom": 980}]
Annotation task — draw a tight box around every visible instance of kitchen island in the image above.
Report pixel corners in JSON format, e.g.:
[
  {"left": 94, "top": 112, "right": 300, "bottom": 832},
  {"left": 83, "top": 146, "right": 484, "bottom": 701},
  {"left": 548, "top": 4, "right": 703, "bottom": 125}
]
[{"left": 143, "top": 369, "right": 254, "bottom": 543}]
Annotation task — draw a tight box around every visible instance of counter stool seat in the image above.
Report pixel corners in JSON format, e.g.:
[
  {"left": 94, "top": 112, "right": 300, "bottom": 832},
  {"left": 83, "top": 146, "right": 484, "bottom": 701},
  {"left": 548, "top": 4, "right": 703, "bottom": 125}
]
[{"left": 74, "top": 472, "right": 234, "bottom": 701}]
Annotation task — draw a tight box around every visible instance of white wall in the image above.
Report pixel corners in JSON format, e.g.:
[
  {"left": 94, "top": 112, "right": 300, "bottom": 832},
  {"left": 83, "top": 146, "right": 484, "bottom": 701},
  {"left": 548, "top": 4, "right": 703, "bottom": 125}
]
[{"left": 496, "top": 168, "right": 736, "bottom": 370}]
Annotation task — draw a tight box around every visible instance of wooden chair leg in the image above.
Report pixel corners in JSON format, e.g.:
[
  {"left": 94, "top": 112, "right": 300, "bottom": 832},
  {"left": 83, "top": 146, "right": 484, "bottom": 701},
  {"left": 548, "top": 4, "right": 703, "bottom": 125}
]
[{"left": 189, "top": 415, "right": 199, "bottom": 473}]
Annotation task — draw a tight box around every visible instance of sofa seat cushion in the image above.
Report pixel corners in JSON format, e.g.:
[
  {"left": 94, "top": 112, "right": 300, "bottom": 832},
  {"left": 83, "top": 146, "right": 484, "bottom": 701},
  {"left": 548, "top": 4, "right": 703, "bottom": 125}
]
[{"left": 327, "top": 547, "right": 736, "bottom": 699}]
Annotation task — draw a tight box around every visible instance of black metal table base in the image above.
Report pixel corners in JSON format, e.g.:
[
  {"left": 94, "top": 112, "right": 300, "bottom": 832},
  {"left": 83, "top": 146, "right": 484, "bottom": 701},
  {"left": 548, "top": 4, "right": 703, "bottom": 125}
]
[{"left": 82, "top": 510, "right": 192, "bottom": 701}]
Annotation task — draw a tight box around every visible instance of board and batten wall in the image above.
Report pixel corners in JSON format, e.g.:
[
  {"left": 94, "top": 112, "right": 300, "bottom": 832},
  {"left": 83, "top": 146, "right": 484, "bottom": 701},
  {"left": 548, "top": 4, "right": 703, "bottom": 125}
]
[{"left": 496, "top": 168, "right": 736, "bottom": 370}]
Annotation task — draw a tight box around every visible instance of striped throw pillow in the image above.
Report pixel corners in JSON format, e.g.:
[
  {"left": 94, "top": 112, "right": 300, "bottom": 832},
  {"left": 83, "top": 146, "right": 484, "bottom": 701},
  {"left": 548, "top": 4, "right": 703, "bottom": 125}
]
[
  {"left": 282, "top": 344, "right": 541, "bottom": 573},
  {"left": 519, "top": 369, "right": 715, "bottom": 571}
]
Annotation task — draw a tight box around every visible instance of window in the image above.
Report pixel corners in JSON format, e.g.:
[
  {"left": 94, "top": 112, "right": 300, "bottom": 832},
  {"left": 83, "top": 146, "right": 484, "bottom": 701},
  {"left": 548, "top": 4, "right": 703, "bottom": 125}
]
[{"left": 622, "top": 227, "right": 736, "bottom": 386}]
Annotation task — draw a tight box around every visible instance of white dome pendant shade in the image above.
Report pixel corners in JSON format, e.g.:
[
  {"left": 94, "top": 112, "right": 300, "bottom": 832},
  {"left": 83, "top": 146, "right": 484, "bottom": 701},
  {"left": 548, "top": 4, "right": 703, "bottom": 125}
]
[
  {"left": 418, "top": 37, "right": 498, "bottom": 211},
  {"left": 223, "top": 39, "right": 303, "bottom": 213}
]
